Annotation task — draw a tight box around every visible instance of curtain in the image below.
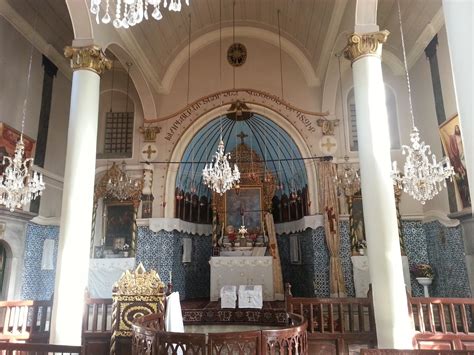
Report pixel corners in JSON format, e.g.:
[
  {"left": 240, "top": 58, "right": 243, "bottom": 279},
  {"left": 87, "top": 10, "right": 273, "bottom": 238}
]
[
  {"left": 318, "top": 161, "right": 346, "bottom": 297},
  {"left": 265, "top": 212, "right": 284, "bottom": 300}
]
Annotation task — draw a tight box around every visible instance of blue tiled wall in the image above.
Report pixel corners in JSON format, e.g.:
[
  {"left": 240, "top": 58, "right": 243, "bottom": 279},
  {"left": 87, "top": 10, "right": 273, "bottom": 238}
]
[
  {"left": 423, "top": 221, "right": 470, "bottom": 298},
  {"left": 136, "top": 227, "right": 212, "bottom": 299},
  {"left": 20, "top": 220, "right": 471, "bottom": 301},
  {"left": 21, "top": 223, "right": 59, "bottom": 300}
]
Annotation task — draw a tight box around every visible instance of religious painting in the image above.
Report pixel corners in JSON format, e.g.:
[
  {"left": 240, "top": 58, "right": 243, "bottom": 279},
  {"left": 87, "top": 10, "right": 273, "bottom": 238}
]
[
  {"left": 104, "top": 202, "right": 135, "bottom": 250},
  {"left": 349, "top": 193, "right": 366, "bottom": 252},
  {"left": 0, "top": 123, "right": 36, "bottom": 175},
  {"left": 225, "top": 187, "right": 262, "bottom": 233},
  {"left": 439, "top": 114, "right": 471, "bottom": 212}
]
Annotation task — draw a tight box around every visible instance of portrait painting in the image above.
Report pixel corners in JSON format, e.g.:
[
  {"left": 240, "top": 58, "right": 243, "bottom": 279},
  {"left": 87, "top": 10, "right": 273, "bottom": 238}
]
[
  {"left": 350, "top": 194, "right": 365, "bottom": 245},
  {"left": 105, "top": 203, "right": 135, "bottom": 248},
  {"left": 225, "top": 187, "right": 262, "bottom": 232},
  {"left": 439, "top": 114, "right": 471, "bottom": 212}
]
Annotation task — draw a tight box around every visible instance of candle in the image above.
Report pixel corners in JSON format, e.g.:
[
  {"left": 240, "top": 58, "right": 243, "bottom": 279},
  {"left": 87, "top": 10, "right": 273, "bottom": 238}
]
[{"left": 169, "top": 270, "right": 172, "bottom": 284}]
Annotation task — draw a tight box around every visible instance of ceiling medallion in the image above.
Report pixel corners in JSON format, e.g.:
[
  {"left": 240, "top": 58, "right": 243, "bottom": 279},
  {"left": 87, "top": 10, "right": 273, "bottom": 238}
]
[{"left": 227, "top": 43, "right": 247, "bottom": 67}]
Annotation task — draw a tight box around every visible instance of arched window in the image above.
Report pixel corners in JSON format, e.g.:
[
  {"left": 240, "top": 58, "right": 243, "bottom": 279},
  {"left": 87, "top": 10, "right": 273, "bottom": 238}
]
[{"left": 347, "top": 87, "right": 400, "bottom": 151}]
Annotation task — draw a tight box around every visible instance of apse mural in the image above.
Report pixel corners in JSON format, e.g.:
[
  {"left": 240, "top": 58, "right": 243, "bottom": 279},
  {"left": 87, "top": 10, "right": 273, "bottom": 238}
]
[{"left": 175, "top": 113, "right": 309, "bottom": 224}]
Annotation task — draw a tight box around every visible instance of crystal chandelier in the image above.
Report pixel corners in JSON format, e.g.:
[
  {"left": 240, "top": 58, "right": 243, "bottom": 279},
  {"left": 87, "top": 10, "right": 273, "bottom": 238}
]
[
  {"left": 202, "top": 140, "right": 240, "bottom": 195},
  {"left": 391, "top": 0, "right": 454, "bottom": 204},
  {"left": 0, "top": 38, "right": 45, "bottom": 212},
  {"left": 106, "top": 162, "right": 141, "bottom": 201},
  {"left": 90, "top": 0, "right": 190, "bottom": 28},
  {"left": 335, "top": 156, "right": 361, "bottom": 197}
]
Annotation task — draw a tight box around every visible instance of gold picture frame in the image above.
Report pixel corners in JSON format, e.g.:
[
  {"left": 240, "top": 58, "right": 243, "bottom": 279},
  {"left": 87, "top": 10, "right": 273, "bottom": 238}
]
[{"left": 439, "top": 114, "right": 471, "bottom": 212}]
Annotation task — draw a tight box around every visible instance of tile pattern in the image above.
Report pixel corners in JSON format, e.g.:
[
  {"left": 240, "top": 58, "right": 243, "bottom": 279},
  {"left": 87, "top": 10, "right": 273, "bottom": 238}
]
[
  {"left": 339, "top": 221, "right": 355, "bottom": 297},
  {"left": 136, "top": 227, "right": 212, "bottom": 299},
  {"left": 423, "top": 221, "right": 471, "bottom": 298},
  {"left": 21, "top": 223, "right": 59, "bottom": 300},
  {"left": 402, "top": 220, "right": 429, "bottom": 297},
  {"left": 311, "top": 227, "right": 330, "bottom": 297}
]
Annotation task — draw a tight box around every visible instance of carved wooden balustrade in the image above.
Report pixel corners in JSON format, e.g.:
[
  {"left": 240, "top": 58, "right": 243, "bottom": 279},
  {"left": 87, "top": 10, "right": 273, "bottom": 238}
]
[
  {"left": 82, "top": 297, "right": 113, "bottom": 354},
  {"left": 0, "top": 300, "right": 52, "bottom": 343},
  {"left": 132, "top": 312, "right": 307, "bottom": 355},
  {"left": 0, "top": 342, "right": 83, "bottom": 354},
  {"left": 408, "top": 296, "right": 474, "bottom": 350},
  {"left": 284, "top": 283, "right": 376, "bottom": 354}
]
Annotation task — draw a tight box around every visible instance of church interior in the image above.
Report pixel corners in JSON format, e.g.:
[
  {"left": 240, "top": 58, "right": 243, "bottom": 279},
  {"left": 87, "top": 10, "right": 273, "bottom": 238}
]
[{"left": 0, "top": 0, "right": 473, "bottom": 354}]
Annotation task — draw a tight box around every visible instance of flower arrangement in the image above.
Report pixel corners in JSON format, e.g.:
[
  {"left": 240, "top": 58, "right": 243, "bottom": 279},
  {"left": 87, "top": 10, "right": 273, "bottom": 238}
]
[
  {"left": 410, "top": 263, "right": 434, "bottom": 279},
  {"left": 355, "top": 240, "right": 367, "bottom": 249},
  {"left": 249, "top": 233, "right": 258, "bottom": 246}
]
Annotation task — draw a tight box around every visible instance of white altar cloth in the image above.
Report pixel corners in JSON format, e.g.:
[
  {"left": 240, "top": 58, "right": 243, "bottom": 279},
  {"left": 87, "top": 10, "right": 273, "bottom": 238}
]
[
  {"left": 238, "top": 285, "right": 263, "bottom": 309},
  {"left": 352, "top": 255, "right": 411, "bottom": 297},
  {"left": 88, "top": 258, "right": 135, "bottom": 298},
  {"left": 209, "top": 256, "right": 274, "bottom": 301},
  {"left": 220, "top": 285, "right": 237, "bottom": 308}
]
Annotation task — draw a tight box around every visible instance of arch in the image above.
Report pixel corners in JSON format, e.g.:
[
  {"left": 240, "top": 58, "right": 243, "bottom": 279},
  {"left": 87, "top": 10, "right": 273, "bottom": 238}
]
[
  {"left": 65, "top": 0, "right": 94, "bottom": 42},
  {"left": 105, "top": 43, "right": 158, "bottom": 119},
  {"left": 161, "top": 26, "right": 319, "bottom": 94},
  {"left": 164, "top": 104, "right": 319, "bottom": 218},
  {"left": 0, "top": 240, "right": 12, "bottom": 300}
]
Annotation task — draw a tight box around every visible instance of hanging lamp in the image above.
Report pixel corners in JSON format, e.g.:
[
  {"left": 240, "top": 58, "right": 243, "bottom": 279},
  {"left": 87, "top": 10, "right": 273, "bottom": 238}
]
[
  {"left": 391, "top": 0, "right": 454, "bottom": 204},
  {"left": 202, "top": 0, "right": 240, "bottom": 195}
]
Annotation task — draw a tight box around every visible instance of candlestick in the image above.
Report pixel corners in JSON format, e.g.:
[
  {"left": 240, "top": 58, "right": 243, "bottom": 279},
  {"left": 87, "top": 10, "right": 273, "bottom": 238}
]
[{"left": 169, "top": 270, "right": 172, "bottom": 284}]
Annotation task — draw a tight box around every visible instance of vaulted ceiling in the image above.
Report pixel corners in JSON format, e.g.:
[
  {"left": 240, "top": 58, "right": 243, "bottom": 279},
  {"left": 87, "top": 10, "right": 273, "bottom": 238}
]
[{"left": 2, "top": 0, "right": 443, "bottom": 89}]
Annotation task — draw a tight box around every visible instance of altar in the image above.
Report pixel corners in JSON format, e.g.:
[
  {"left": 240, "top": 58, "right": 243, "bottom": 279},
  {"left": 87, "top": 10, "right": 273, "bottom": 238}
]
[{"left": 209, "top": 256, "right": 274, "bottom": 301}]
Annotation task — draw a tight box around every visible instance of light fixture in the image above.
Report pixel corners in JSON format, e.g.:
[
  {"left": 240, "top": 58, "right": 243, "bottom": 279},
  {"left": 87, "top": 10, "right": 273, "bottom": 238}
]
[
  {"left": 391, "top": 0, "right": 454, "bottom": 204},
  {"left": 202, "top": 0, "right": 240, "bottom": 195},
  {"left": 334, "top": 53, "right": 361, "bottom": 197},
  {"left": 106, "top": 161, "right": 141, "bottom": 201},
  {"left": 0, "top": 35, "right": 45, "bottom": 212},
  {"left": 90, "top": 0, "right": 190, "bottom": 28}
]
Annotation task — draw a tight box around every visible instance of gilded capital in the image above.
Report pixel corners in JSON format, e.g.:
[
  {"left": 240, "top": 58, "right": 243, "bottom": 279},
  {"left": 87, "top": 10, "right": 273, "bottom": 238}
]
[
  {"left": 64, "top": 45, "right": 111, "bottom": 75},
  {"left": 343, "top": 30, "right": 390, "bottom": 63}
]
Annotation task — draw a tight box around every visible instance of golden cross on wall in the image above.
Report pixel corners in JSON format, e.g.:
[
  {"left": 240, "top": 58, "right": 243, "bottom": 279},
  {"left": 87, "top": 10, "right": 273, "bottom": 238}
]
[
  {"left": 142, "top": 144, "right": 157, "bottom": 160},
  {"left": 321, "top": 137, "right": 336, "bottom": 151}
]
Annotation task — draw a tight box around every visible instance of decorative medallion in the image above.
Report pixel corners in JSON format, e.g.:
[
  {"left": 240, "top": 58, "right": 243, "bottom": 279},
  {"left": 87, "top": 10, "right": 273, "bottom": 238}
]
[
  {"left": 141, "top": 143, "right": 158, "bottom": 161},
  {"left": 227, "top": 42, "right": 247, "bottom": 67},
  {"left": 319, "top": 136, "right": 338, "bottom": 156}
]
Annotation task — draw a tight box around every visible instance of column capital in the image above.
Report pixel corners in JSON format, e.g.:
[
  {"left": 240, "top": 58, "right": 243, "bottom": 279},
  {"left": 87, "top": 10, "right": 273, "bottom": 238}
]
[
  {"left": 343, "top": 30, "right": 390, "bottom": 63},
  {"left": 64, "top": 45, "right": 111, "bottom": 75}
]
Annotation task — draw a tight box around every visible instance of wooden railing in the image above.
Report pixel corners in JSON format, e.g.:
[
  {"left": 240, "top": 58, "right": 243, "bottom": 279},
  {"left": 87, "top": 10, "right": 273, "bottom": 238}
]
[
  {"left": 408, "top": 296, "right": 474, "bottom": 350},
  {"left": 0, "top": 300, "right": 53, "bottom": 343},
  {"left": 361, "top": 350, "right": 472, "bottom": 355},
  {"left": 0, "top": 342, "right": 83, "bottom": 354},
  {"left": 285, "top": 283, "right": 376, "bottom": 354},
  {"left": 132, "top": 312, "right": 307, "bottom": 355},
  {"left": 82, "top": 297, "right": 113, "bottom": 355}
]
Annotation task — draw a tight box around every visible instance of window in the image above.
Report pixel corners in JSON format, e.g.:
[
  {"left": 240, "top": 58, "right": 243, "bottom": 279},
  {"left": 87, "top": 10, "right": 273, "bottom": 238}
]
[
  {"left": 104, "top": 111, "right": 134, "bottom": 157},
  {"left": 347, "top": 87, "right": 400, "bottom": 151}
]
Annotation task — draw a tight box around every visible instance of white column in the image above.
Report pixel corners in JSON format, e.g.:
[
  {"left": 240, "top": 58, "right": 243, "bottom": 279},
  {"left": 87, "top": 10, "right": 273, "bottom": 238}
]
[
  {"left": 50, "top": 46, "right": 110, "bottom": 345},
  {"left": 442, "top": 0, "right": 474, "bottom": 206},
  {"left": 344, "top": 32, "right": 413, "bottom": 349}
]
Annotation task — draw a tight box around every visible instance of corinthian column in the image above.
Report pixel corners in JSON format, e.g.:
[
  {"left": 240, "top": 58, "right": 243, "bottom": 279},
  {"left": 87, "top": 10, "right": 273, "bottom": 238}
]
[
  {"left": 50, "top": 45, "right": 110, "bottom": 345},
  {"left": 344, "top": 32, "right": 413, "bottom": 349}
]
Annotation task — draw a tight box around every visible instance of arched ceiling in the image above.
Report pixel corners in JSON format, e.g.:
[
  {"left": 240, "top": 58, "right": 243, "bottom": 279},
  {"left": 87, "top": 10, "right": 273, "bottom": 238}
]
[
  {"left": 176, "top": 113, "right": 308, "bottom": 200},
  {"left": 2, "top": 0, "right": 443, "bottom": 88}
]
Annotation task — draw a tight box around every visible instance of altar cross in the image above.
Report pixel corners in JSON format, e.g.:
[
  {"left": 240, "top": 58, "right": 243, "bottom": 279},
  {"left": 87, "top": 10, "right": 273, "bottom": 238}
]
[
  {"left": 237, "top": 131, "right": 248, "bottom": 144},
  {"left": 142, "top": 144, "right": 157, "bottom": 160}
]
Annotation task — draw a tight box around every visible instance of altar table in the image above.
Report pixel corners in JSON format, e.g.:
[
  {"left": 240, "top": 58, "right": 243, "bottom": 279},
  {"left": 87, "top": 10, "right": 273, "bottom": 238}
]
[
  {"left": 88, "top": 258, "right": 135, "bottom": 298},
  {"left": 209, "top": 256, "right": 274, "bottom": 301}
]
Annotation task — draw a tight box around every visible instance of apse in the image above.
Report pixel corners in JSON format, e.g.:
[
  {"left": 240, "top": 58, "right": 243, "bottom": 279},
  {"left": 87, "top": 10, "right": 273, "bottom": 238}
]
[{"left": 175, "top": 113, "right": 309, "bottom": 224}]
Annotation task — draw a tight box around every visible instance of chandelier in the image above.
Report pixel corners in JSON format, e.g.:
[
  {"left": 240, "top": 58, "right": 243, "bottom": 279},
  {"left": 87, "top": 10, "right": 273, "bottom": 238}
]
[
  {"left": 335, "top": 156, "right": 361, "bottom": 197},
  {"left": 90, "top": 0, "right": 190, "bottom": 28},
  {"left": 0, "top": 34, "right": 45, "bottom": 212},
  {"left": 106, "top": 162, "right": 142, "bottom": 201},
  {"left": 202, "top": 140, "right": 240, "bottom": 195},
  {"left": 0, "top": 138, "right": 45, "bottom": 212},
  {"left": 390, "top": 0, "right": 454, "bottom": 204}
]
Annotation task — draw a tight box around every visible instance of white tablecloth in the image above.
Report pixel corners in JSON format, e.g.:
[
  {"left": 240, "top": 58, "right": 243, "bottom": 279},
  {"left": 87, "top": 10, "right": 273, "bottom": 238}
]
[{"left": 88, "top": 258, "right": 135, "bottom": 298}]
